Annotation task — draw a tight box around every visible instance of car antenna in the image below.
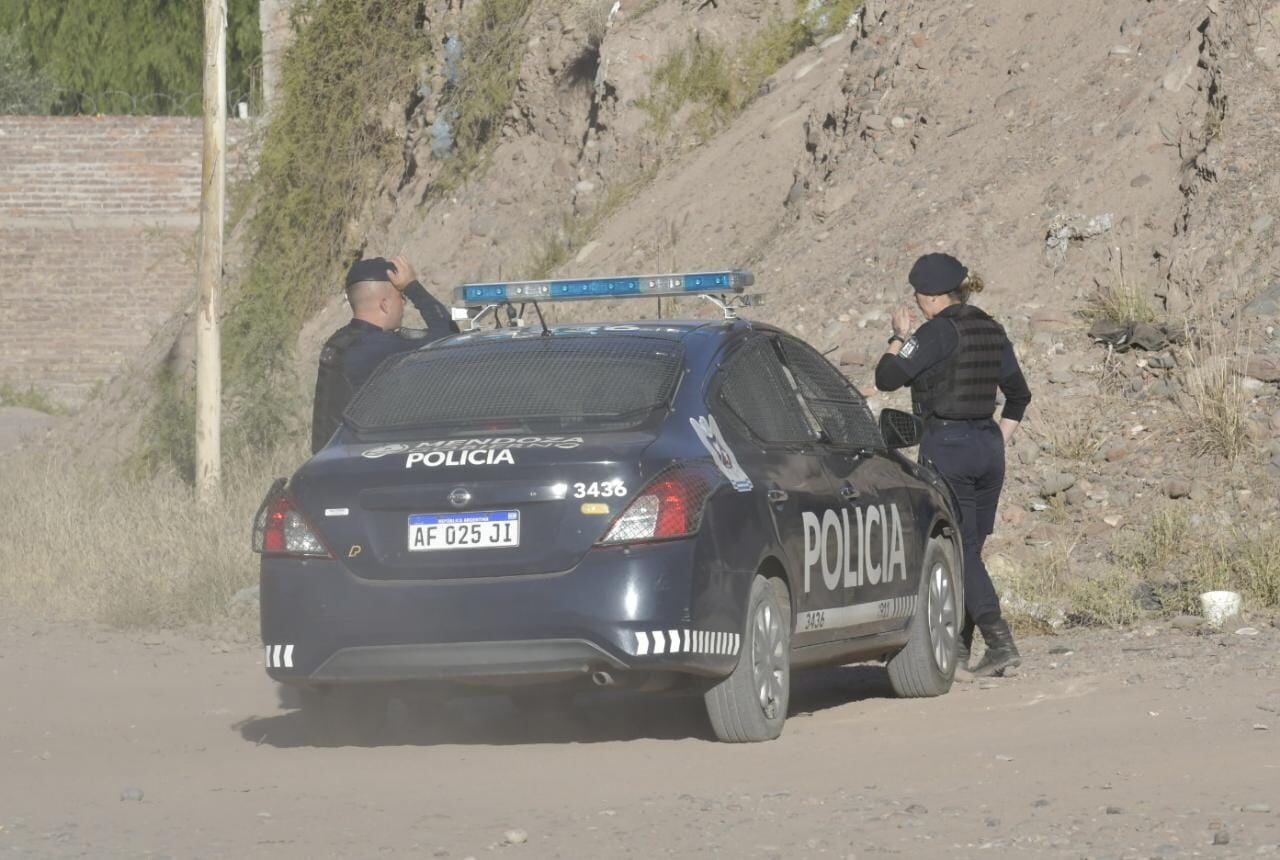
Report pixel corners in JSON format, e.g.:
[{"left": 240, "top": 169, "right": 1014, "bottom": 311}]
[
  {"left": 822, "top": 344, "right": 839, "bottom": 357},
  {"left": 531, "top": 300, "right": 551, "bottom": 336}
]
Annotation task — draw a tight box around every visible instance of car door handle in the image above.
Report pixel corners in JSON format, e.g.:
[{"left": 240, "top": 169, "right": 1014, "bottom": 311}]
[
  {"left": 840, "top": 485, "right": 861, "bottom": 501},
  {"left": 767, "top": 488, "right": 789, "bottom": 503}
]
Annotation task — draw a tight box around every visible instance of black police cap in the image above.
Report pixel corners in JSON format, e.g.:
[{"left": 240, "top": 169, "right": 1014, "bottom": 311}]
[
  {"left": 908, "top": 253, "right": 969, "bottom": 295},
  {"left": 345, "top": 257, "right": 393, "bottom": 288}
]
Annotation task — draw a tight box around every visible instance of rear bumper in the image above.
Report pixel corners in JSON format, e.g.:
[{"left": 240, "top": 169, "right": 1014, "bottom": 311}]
[
  {"left": 309, "top": 639, "right": 625, "bottom": 683},
  {"left": 261, "top": 539, "right": 751, "bottom": 686}
]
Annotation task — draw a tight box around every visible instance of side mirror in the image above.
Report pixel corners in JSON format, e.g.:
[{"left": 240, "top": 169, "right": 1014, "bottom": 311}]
[{"left": 879, "top": 408, "right": 924, "bottom": 449}]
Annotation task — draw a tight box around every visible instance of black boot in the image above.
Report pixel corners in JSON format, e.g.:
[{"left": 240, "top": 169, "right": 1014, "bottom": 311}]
[
  {"left": 971, "top": 618, "right": 1021, "bottom": 677},
  {"left": 955, "top": 617, "right": 975, "bottom": 672}
]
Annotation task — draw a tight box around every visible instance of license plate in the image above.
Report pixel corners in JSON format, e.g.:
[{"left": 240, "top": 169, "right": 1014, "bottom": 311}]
[{"left": 407, "top": 510, "right": 520, "bottom": 552}]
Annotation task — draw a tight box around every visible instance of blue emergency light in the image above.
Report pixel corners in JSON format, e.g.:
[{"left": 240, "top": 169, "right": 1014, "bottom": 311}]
[{"left": 453, "top": 270, "right": 754, "bottom": 308}]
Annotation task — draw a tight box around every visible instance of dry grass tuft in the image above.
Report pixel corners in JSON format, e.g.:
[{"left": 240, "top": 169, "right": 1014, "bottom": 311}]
[
  {"left": 992, "top": 542, "right": 1143, "bottom": 632},
  {"left": 992, "top": 501, "right": 1280, "bottom": 631},
  {"left": 1086, "top": 279, "right": 1158, "bottom": 325},
  {"left": 0, "top": 445, "right": 306, "bottom": 630},
  {"left": 1029, "top": 411, "right": 1107, "bottom": 462},
  {"left": 576, "top": 0, "right": 613, "bottom": 49},
  {"left": 1112, "top": 506, "right": 1280, "bottom": 615},
  {"left": 1178, "top": 329, "right": 1254, "bottom": 462},
  {"left": 1085, "top": 243, "right": 1158, "bottom": 324}
]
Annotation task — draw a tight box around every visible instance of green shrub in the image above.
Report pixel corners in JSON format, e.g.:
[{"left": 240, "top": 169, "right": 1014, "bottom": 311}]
[
  {"left": 639, "top": 38, "right": 738, "bottom": 140},
  {"left": 800, "top": 0, "right": 864, "bottom": 41},
  {"left": 640, "top": 1, "right": 862, "bottom": 142},
  {"left": 131, "top": 365, "right": 197, "bottom": 483},
  {"left": 0, "top": 380, "right": 65, "bottom": 414},
  {"left": 133, "top": 0, "right": 542, "bottom": 478},
  {"left": 0, "top": 29, "right": 55, "bottom": 113},
  {"left": 134, "top": 0, "right": 428, "bottom": 479},
  {"left": 227, "top": 0, "right": 427, "bottom": 355},
  {"left": 1, "top": 0, "right": 261, "bottom": 116},
  {"left": 432, "top": 0, "right": 534, "bottom": 192}
]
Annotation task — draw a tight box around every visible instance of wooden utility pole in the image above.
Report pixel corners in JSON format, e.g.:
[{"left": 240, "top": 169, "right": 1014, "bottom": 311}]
[{"left": 196, "top": 0, "right": 226, "bottom": 500}]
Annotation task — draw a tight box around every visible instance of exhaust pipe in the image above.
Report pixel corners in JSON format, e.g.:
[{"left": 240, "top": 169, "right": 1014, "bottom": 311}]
[{"left": 591, "top": 670, "right": 616, "bottom": 687}]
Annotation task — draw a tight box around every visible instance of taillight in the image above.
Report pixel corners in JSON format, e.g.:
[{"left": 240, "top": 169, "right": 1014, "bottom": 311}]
[
  {"left": 598, "top": 465, "right": 719, "bottom": 545},
  {"left": 251, "top": 479, "right": 332, "bottom": 558}
]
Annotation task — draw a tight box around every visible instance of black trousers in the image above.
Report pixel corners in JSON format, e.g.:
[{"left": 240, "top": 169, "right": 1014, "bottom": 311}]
[{"left": 919, "top": 419, "right": 1005, "bottom": 627}]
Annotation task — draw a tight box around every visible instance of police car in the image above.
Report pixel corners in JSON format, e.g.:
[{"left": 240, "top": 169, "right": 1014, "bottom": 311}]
[{"left": 253, "top": 271, "right": 964, "bottom": 743}]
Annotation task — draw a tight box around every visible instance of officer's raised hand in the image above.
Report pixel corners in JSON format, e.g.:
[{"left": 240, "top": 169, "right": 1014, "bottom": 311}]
[
  {"left": 387, "top": 256, "right": 419, "bottom": 292},
  {"left": 886, "top": 304, "right": 915, "bottom": 357},
  {"left": 891, "top": 305, "right": 914, "bottom": 339}
]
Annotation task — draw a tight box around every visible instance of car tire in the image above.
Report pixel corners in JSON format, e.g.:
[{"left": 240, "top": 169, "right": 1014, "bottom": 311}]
[
  {"left": 297, "top": 684, "right": 389, "bottom": 746},
  {"left": 887, "top": 536, "right": 960, "bottom": 698},
  {"left": 704, "top": 575, "right": 791, "bottom": 743}
]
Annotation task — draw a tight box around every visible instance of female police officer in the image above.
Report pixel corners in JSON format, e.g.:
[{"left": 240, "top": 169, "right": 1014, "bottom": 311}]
[{"left": 873, "top": 253, "right": 1032, "bottom": 677}]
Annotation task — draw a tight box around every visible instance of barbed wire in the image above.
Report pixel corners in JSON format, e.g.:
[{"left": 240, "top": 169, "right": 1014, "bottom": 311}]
[{"left": 1, "top": 87, "right": 262, "bottom": 118}]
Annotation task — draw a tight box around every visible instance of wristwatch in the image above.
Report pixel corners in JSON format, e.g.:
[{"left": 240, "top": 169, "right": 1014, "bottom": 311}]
[{"left": 887, "top": 334, "right": 905, "bottom": 346}]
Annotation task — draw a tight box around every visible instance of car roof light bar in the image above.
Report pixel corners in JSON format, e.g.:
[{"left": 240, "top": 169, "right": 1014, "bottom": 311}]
[
  {"left": 450, "top": 270, "right": 757, "bottom": 329},
  {"left": 454, "top": 270, "right": 753, "bottom": 306}
]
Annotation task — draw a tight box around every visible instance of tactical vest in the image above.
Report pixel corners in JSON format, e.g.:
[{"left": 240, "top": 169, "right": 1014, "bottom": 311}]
[
  {"left": 310, "top": 326, "right": 364, "bottom": 453},
  {"left": 911, "top": 305, "right": 1007, "bottom": 421}
]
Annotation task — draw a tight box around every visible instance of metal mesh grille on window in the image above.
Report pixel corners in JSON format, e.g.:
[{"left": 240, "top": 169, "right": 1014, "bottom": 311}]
[
  {"left": 880, "top": 409, "right": 920, "bottom": 448},
  {"left": 719, "top": 337, "right": 815, "bottom": 443},
  {"left": 778, "top": 337, "right": 884, "bottom": 449},
  {"left": 344, "top": 335, "right": 685, "bottom": 433}
]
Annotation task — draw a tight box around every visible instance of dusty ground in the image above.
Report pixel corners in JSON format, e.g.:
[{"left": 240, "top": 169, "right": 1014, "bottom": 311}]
[{"left": 2, "top": 616, "right": 1277, "bottom": 859}]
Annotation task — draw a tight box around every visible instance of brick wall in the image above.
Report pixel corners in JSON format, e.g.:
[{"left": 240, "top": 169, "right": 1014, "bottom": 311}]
[{"left": 0, "top": 116, "right": 245, "bottom": 405}]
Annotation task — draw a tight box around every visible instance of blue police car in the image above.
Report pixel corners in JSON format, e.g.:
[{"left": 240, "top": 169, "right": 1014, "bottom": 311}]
[{"left": 253, "top": 271, "right": 964, "bottom": 743}]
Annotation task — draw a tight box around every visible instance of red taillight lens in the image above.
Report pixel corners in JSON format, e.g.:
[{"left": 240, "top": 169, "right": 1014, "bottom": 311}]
[
  {"left": 262, "top": 494, "right": 291, "bottom": 554},
  {"left": 252, "top": 480, "right": 332, "bottom": 558},
  {"left": 599, "top": 466, "right": 719, "bottom": 545}
]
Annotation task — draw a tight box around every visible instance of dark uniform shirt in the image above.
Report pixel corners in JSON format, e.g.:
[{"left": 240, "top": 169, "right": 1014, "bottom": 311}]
[
  {"left": 342, "top": 282, "right": 456, "bottom": 390},
  {"left": 311, "top": 281, "right": 457, "bottom": 452},
  {"left": 873, "top": 306, "right": 1032, "bottom": 422}
]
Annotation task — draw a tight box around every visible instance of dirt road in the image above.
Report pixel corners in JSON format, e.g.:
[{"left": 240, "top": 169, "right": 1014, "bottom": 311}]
[{"left": 1, "top": 615, "right": 1277, "bottom": 859}]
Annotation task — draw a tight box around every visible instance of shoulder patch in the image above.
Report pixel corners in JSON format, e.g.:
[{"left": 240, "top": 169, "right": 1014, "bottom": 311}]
[{"left": 899, "top": 336, "right": 919, "bottom": 359}]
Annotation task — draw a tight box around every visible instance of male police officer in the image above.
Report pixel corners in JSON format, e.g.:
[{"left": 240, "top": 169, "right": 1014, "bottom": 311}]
[
  {"left": 873, "top": 253, "right": 1032, "bottom": 677},
  {"left": 310, "top": 256, "right": 457, "bottom": 452}
]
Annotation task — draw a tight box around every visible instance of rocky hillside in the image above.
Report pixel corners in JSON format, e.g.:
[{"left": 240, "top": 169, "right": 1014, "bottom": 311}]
[{"left": 30, "top": 0, "right": 1280, "bottom": 624}]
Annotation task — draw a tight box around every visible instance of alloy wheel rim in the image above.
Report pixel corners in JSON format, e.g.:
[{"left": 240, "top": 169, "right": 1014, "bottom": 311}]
[
  {"left": 928, "top": 561, "right": 958, "bottom": 673},
  {"left": 751, "top": 599, "right": 787, "bottom": 720}
]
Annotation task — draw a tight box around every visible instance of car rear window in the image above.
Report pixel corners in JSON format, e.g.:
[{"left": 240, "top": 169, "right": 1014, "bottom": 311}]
[{"left": 344, "top": 334, "right": 686, "bottom": 433}]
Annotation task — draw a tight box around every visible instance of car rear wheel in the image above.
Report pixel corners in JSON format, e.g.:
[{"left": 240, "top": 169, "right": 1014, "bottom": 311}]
[
  {"left": 704, "top": 575, "right": 791, "bottom": 743},
  {"left": 887, "top": 536, "right": 959, "bottom": 697}
]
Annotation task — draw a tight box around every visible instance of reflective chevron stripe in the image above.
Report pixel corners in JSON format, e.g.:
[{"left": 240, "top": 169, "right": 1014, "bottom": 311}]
[
  {"left": 264, "top": 643, "right": 296, "bottom": 669},
  {"left": 632, "top": 629, "right": 740, "bottom": 657}
]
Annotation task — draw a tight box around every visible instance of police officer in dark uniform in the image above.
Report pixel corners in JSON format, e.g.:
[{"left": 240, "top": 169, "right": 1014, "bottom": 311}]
[
  {"left": 311, "top": 255, "right": 457, "bottom": 452},
  {"left": 873, "top": 253, "right": 1032, "bottom": 677}
]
